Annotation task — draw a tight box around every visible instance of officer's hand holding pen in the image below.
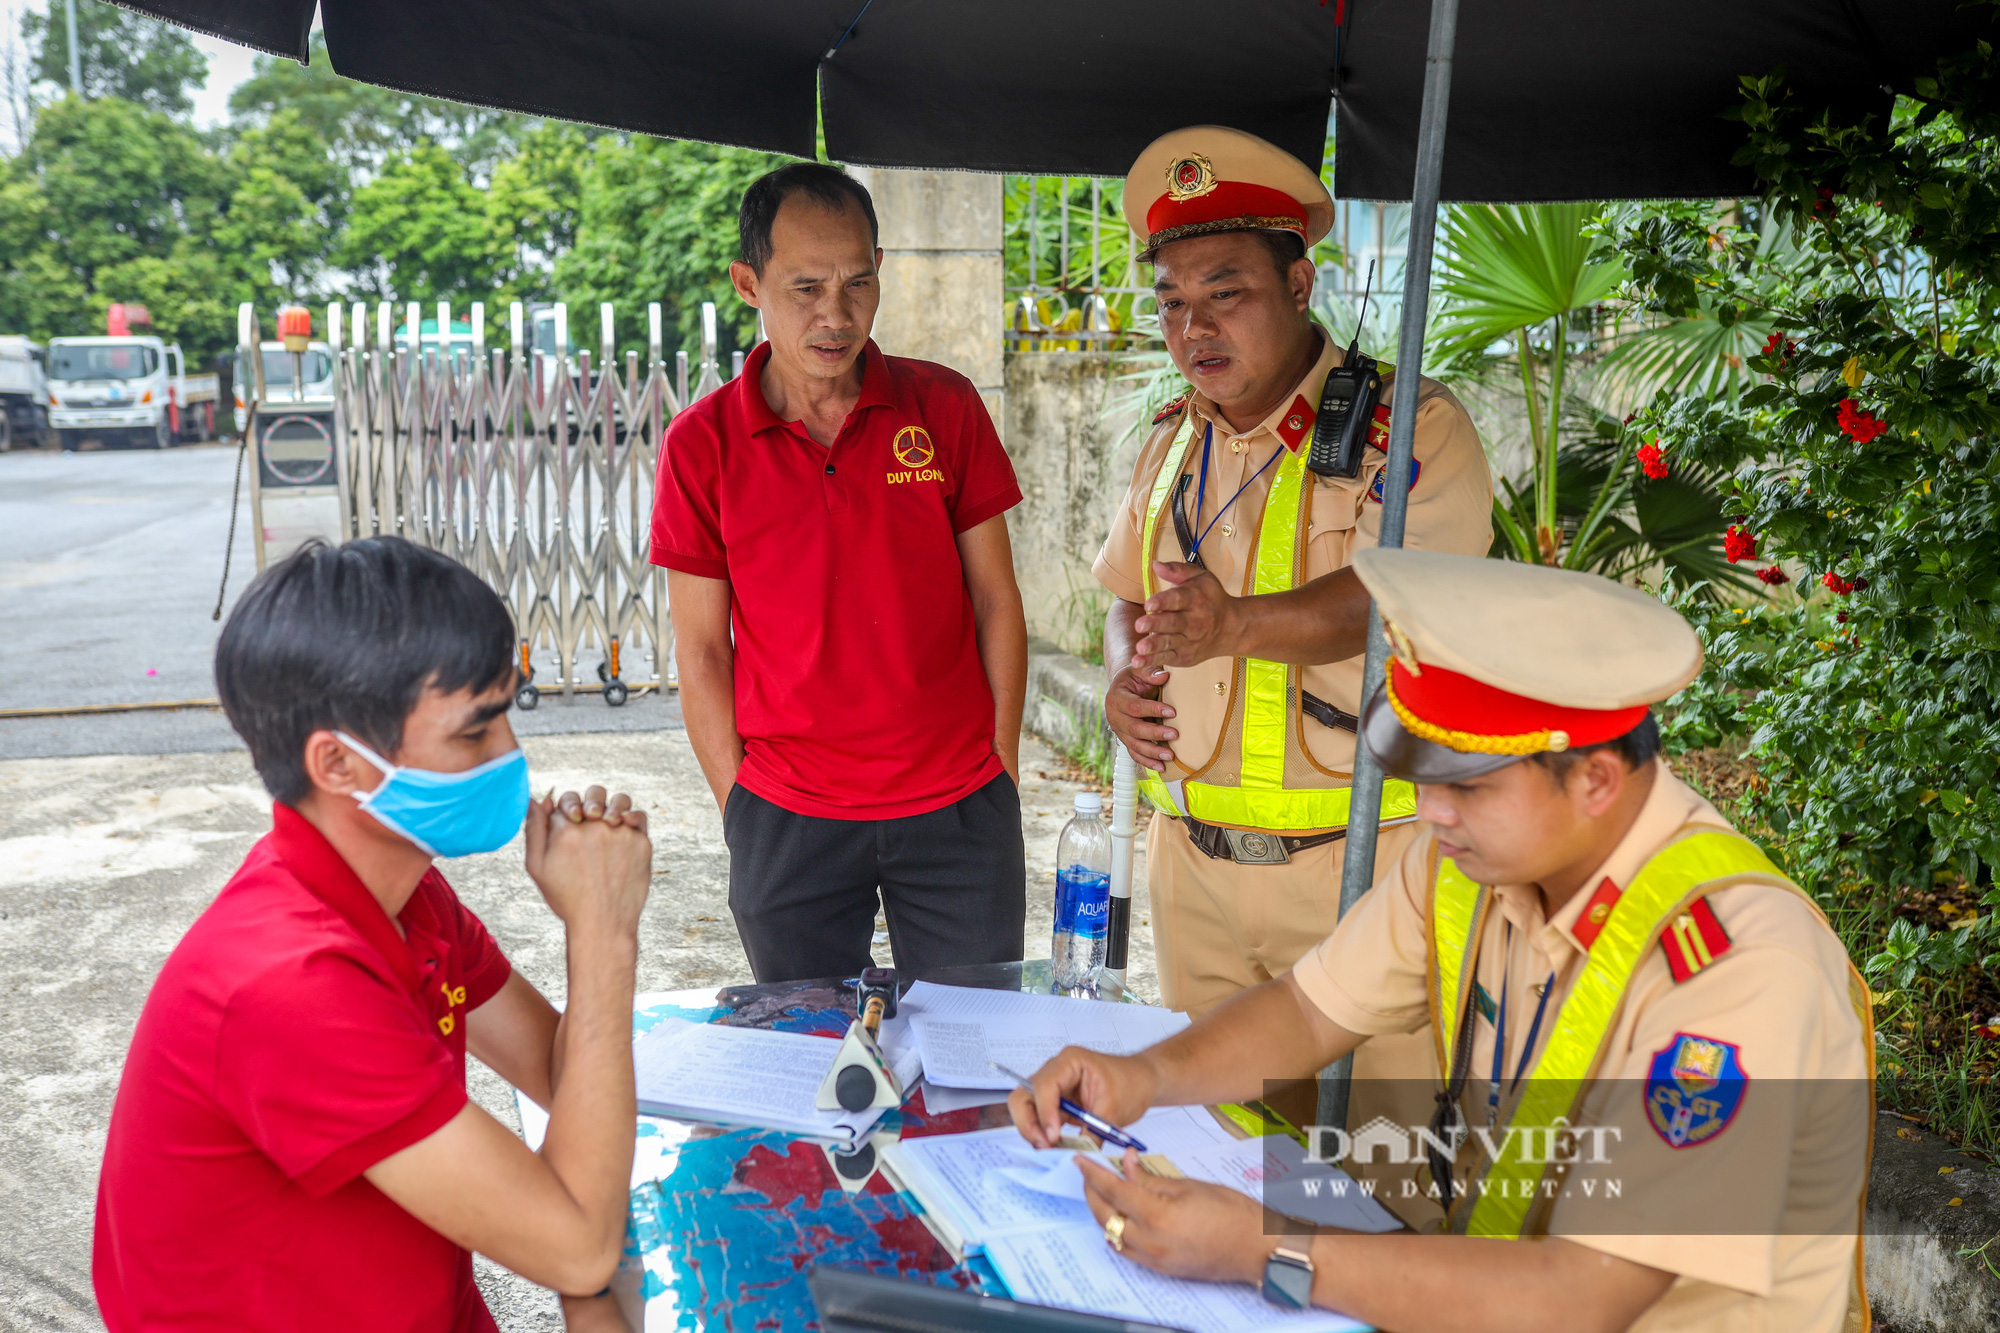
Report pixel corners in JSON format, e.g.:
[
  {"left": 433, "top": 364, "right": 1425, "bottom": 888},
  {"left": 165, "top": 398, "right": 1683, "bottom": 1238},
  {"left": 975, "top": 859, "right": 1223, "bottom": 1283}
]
[{"left": 1007, "top": 1045, "right": 1163, "bottom": 1151}]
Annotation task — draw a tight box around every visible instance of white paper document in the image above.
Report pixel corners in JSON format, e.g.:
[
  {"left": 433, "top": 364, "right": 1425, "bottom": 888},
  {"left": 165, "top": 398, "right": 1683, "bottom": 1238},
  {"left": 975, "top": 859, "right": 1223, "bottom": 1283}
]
[
  {"left": 933, "top": 1119, "right": 1398, "bottom": 1235},
  {"left": 880, "top": 1106, "right": 1241, "bottom": 1251},
  {"left": 900, "top": 981, "right": 1191, "bottom": 1090},
  {"left": 631, "top": 1017, "right": 918, "bottom": 1142},
  {"left": 916, "top": 1081, "right": 1014, "bottom": 1114},
  {"left": 882, "top": 1108, "right": 1380, "bottom": 1331},
  {"left": 982, "top": 1222, "right": 1369, "bottom": 1333}
]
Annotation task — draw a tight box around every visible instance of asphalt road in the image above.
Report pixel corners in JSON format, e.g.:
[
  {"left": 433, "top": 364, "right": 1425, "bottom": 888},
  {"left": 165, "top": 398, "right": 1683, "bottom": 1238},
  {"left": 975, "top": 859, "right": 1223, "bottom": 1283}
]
[
  {"left": 0, "top": 446, "right": 682, "bottom": 760},
  {"left": 0, "top": 445, "right": 255, "bottom": 717}
]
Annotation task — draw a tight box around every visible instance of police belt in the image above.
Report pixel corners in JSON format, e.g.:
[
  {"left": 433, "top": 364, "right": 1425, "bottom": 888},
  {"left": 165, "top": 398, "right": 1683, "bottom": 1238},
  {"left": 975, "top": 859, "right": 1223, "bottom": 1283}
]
[{"left": 1182, "top": 815, "right": 1345, "bottom": 865}]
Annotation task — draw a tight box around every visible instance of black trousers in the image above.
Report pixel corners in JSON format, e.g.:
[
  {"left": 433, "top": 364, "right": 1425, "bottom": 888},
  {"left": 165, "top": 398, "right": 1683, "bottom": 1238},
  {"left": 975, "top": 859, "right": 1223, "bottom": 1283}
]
[{"left": 722, "top": 774, "right": 1028, "bottom": 983}]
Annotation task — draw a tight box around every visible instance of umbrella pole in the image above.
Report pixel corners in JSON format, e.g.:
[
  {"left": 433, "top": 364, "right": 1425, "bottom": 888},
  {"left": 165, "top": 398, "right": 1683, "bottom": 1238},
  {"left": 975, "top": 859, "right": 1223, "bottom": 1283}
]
[
  {"left": 1105, "top": 742, "right": 1137, "bottom": 988},
  {"left": 1318, "top": 0, "right": 1461, "bottom": 1136}
]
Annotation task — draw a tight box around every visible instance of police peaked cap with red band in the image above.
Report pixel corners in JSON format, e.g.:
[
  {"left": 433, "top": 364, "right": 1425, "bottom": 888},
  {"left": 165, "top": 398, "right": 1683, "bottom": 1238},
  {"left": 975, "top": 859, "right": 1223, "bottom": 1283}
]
[
  {"left": 1124, "top": 126, "right": 1334, "bottom": 261},
  {"left": 1350, "top": 549, "right": 1704, "bottom": 783}
]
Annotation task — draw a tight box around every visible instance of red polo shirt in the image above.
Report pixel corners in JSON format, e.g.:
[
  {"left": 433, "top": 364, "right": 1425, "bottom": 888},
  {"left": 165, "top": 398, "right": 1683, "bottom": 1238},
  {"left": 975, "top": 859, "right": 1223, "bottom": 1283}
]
[
  {"left": 94, "top": 804, "right": 512, "bottom": 1332},
  {"left": 651, "top": 340, "right": 1022, "bottom": 820}
]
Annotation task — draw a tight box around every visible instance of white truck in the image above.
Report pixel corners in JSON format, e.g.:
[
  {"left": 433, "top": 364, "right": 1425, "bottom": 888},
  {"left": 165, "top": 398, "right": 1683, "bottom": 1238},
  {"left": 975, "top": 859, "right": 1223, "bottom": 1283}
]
[
  {"left": 46, "top": 335, "right": 220, "bottom": 450},
  {"left": 232, "top": 340, "right": 336, "bottom": 435},
  {"left": 0, "top": 336, "right": 53, "bottom": 451}
]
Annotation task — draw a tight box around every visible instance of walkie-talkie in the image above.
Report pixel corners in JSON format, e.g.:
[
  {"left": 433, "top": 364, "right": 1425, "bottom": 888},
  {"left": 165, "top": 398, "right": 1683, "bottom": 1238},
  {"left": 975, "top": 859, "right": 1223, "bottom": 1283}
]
[{"left": 1307, "top": 262, "right": 1382, "bottom": 480}]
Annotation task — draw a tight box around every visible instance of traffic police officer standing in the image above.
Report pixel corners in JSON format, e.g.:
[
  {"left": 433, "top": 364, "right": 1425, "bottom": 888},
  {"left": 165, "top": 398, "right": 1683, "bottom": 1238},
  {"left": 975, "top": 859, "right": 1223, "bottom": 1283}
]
[
  {"left": 1019, "top": 550, "right": 1875, "bottom": 1333},
  {"left": 1096, "top": 127, "right": 1491, "bottom": 1027}
]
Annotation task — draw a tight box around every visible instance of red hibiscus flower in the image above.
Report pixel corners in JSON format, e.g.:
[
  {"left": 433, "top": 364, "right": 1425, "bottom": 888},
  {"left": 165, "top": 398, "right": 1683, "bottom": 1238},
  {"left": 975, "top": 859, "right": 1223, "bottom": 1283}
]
[
  {"left": 1822, "top": 572, "right": 1857, "bottom": 595},
  {"left": 1724, "top": 525, "right": 1758, "bottom": 563},
  {"left": 1757, "top": 566, "right": 1790, "bottom": 586},
  {"left": 1837, "top": 398, "right": 1887, "bottom": 444},
  {"left": 1636, "top": 441, "right": 1669, "bottom": 480},
  {"left": 1759, "top": 330, "right": 1797, "bottom": 367}
]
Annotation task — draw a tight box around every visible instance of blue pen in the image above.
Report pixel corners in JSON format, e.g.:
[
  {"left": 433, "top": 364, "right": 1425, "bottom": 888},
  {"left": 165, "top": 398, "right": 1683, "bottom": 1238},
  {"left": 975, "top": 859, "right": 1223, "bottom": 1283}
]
[{"left": 991, "top": 1061, "right": 1150, "bottom": 1153}]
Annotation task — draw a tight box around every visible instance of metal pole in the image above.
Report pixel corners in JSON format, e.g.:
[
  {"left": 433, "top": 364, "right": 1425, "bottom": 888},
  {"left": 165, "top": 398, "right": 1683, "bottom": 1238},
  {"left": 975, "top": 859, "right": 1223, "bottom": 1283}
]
[
  {"left": 1105, "top": 743, "right": 1138, "bottom": 987},
  {"left": 64, "top": 0, "right": 80, "bottom": 97},
  {"left": 1318, "top": 0, "right": 1460, "bottom": 1135}
]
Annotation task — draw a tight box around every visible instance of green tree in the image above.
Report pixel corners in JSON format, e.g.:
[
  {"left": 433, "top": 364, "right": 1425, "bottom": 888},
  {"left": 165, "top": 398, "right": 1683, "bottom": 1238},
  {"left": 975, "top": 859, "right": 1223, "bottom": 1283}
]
[
  {"left": 21, "top": 0, "right": 206, "bottom": 117},
  {"left": 488, "top": 121, "right": 591, "bottom": 300},
  {"left": 338, "top": 141, "right": 509, "bottom": 303},
  {"left": 0, "top": 171, "right": 91, "bottom": 339},
  {"left": 92, "top": 250, "right": 235, "bottom": 363},
  {"left": 21, "top": 95, "right": 223, "bottom": 284},
  {"left": 1616, "top": 28, "right": 2000, "bottom": 1151},
  {"left": 216, "top": 108, "right": 349, "bottom": 303},
  {"left": 554, "top": 136, "right": 795, "bottom": 358}
]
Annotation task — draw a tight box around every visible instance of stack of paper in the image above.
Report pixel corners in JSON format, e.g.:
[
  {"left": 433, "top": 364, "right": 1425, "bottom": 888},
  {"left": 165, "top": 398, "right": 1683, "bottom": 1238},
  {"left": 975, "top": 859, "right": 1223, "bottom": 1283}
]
[
  {"left": 880, "top": 1108, "right": 1383, "bottom": 1331},
  {"left": 900, "top": 980, "right": 1192, "bottom": 1090},
  {"left": 881, "top": 1106, "right": 1239, "bottom": 1253},
  {"left": 630, "top": 1016, "right": 921, "bottom": 1142}
]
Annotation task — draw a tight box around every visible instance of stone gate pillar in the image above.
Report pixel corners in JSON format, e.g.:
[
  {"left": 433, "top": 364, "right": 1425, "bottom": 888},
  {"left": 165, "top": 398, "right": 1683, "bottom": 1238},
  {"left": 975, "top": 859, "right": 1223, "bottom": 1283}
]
[{"left": 848, "top": 168, "right": 1004, "bottom": 429}]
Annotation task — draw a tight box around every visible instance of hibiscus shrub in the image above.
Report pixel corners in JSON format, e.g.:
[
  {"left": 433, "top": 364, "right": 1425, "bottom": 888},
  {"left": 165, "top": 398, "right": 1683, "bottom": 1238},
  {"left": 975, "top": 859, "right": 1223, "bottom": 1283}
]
[{"left": 1613, "top": 23, "right": 2000, "bottom": 1142}]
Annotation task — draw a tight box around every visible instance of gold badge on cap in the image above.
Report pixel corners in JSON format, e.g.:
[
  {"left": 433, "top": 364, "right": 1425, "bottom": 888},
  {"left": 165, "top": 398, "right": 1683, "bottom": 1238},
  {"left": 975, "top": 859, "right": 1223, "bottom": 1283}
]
[
  {"left": 1384, "top": 618, "right": 1423, "bottom": 676},
  {"left": 1165, "top": 152, "right": 1217, "bottom": 202}
]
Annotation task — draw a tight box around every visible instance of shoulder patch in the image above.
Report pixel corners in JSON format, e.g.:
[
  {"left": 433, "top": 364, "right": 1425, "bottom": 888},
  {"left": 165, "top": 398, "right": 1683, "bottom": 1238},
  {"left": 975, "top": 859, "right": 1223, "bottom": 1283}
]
[
  {"left": 1152, "top": 395, "right": 1189, "bottom": 425},
  {"left": 1366, "top": 458, "right": 1421, "bottom": 503},
  {"left": 1645, "top": 1032, "right": 1747, "bottom": 1148},
  {"left": 1659, "top": 898, "right": 1732, "bottom": 983}
]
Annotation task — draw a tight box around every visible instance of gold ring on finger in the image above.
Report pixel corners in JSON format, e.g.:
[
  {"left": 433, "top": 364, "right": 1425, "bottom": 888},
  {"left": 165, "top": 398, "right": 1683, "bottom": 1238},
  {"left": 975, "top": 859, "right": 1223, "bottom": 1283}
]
[{"left": 1103, "top": 1212, "right": 1127, "bottom": 1252}]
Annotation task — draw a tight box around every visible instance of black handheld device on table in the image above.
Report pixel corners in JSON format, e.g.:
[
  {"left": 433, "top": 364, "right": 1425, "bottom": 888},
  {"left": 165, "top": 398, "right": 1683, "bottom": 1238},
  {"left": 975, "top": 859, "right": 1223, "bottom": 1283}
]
[
  {"left": 809, "top": 1267, "right": 1190, "bottom": 1333},
  {"left": 1306, "top": 261, "right": 1381, "bottom": 480}
]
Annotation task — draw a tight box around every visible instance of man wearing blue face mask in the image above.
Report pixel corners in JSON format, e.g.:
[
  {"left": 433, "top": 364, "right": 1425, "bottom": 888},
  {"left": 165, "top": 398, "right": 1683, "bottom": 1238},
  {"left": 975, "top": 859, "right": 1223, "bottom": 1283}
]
[{"left": 94, "top": 536, "right": 651, "bottom": 1333}]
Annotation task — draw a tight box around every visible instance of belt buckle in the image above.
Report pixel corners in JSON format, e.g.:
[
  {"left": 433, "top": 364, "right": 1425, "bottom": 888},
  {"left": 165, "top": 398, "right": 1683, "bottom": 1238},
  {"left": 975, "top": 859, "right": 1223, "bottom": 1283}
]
[{"left": 1223, "top": 828, "right": 1290, "bottom": 865}]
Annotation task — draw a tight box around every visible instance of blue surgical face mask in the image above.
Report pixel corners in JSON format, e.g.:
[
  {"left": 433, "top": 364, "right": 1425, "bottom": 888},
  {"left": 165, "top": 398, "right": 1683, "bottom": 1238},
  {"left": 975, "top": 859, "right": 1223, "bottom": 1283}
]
[{"left": 335, "top": 731, "right": 531, "bottom": 858}]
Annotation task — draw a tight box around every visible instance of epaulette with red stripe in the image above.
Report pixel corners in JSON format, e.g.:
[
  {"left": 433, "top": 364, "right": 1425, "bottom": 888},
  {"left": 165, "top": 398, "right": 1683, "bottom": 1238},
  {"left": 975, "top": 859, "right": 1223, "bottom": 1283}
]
[
  {"left": 1152, "top": 395, "right": 1189, "bottom": 425},
  {"left": 1660, "top": 898, "right": 1732, "bottom": 982}
]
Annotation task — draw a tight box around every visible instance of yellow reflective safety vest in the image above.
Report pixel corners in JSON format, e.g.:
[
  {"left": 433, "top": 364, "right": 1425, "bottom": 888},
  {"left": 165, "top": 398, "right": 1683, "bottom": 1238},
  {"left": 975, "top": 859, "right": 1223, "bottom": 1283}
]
[
  {"left": 1133, "top": 404, "right": 1418, "bottom": 833},
  {"left": 1427, "top": 828, "right": 1875, "bottom": 1256}
]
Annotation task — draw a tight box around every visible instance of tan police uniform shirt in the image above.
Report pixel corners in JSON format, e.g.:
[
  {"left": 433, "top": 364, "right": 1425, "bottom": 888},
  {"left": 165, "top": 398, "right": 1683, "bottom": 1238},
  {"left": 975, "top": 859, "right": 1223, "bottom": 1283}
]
[
  {"left": 1092, "top": 329, "right": 1493, "bottom": 784},
  {"left": 1290, "top": 763, "right": 1872, "bottom": 1332}
]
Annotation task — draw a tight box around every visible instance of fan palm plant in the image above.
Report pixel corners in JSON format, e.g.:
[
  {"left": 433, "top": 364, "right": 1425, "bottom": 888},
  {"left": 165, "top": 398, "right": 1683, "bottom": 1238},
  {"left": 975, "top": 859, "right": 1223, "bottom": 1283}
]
[
  {"left": 1432, "top": 203, "right": 1626, "bottom": 562},
  {"left": 1595, "top": 205, "right": 1797, "bottom": 407},
  {"left": 1432, "top": 203, "right": 1753, "bottom": 595}
]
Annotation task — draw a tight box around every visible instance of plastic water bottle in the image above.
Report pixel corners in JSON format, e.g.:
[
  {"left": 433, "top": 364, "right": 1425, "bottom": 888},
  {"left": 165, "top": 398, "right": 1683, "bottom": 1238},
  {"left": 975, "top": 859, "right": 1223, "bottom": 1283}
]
[{"left": 1053, "top": 792, "right": 1112, "bottom": 991}]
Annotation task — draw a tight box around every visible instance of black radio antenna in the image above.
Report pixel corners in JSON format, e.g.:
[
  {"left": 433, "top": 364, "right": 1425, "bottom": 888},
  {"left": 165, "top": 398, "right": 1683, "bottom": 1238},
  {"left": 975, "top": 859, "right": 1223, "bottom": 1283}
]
[{"left": 1348, "top": 259, "right": 1376, "bottom": 358}]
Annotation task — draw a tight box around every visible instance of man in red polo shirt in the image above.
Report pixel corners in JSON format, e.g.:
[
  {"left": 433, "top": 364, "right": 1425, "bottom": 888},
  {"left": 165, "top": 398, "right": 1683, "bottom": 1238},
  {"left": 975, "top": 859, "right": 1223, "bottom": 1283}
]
[
  {"left": 94, "top": 537, "right": 651, "bottom": 1332},
  {"left": 654, "top": 162, "right": 1029, "bottom": 983}
]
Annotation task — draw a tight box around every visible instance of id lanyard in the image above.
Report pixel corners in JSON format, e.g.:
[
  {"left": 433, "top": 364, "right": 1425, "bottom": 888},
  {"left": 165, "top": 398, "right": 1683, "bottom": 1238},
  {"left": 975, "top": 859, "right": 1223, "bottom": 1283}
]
[
  {"left": 1487, "top": 923, "right": 1556, "bottom": 1128},
  {"left": 1184, "top": 423, "right": 1284, "bottom": 564}
]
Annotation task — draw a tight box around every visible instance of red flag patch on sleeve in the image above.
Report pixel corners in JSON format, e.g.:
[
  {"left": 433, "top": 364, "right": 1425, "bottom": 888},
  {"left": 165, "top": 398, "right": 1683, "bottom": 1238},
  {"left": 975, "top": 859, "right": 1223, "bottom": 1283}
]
[{"left": 1660, "top": 898, "right": 1732, "bottom": 983}]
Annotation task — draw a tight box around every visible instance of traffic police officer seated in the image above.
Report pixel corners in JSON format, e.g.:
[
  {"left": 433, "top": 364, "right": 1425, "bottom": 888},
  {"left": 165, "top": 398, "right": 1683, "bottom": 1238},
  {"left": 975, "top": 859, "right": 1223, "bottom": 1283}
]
[{"left": 1019, "top": 550, "right": 1875, "bottom": 1333}]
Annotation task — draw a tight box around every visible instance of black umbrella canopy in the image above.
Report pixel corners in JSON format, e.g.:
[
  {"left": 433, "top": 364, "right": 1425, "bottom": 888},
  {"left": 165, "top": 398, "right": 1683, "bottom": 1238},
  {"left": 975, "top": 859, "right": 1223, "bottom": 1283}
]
[{"left": 127, "top": 0, "right": 1991, "bottom": 197}]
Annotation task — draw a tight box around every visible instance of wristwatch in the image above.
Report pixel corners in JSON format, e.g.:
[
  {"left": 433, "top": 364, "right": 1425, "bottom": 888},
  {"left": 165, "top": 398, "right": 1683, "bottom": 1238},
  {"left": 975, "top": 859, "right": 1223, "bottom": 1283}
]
[{"left": 1261, "top": 1246, "right": 1314, "bottom": 1309}]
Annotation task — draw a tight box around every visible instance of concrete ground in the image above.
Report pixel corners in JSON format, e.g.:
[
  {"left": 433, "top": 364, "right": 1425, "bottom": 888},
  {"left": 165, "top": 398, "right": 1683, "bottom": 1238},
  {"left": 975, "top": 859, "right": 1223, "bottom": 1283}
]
[{"left": 0, "top": 722, "right": 1153, "bottom": 1331}]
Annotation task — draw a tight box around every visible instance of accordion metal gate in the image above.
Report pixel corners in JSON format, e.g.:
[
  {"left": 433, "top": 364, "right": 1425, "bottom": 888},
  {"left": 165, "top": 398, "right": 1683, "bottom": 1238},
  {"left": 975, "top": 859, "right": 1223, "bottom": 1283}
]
[{"left": 311, "top": 298, "right": 720, "bottom": 704}]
